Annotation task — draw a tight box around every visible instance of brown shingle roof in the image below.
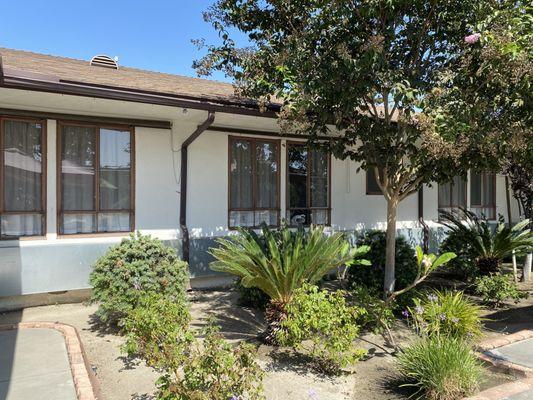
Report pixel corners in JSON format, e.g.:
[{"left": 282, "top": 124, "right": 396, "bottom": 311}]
[{"left": 0, "top": 47, "right": 239, "bottom": 102}]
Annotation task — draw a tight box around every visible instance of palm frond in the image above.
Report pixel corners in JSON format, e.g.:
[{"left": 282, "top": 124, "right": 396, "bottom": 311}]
[
  {"left": 209, "top": 223, "right": 368, "bottom": 303},
  {"left": 439, "top": 208, "right": 533, "bottom": 273}
]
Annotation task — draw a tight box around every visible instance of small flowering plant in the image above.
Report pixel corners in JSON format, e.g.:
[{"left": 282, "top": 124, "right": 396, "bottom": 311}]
[
  {"left": 464, "top": 32, "right": 481, "bottom": 44},
  {"left": 407, "top": 290, "right": 484, "bottom": 341}
]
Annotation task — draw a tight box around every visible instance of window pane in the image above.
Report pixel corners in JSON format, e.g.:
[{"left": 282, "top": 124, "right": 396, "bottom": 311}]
[
  {"left": 61, "top": 125, "right": 96, "bottom": 211},
  {"left": 255, "top": 142, "right": 278, "bottom": 208},
  {"left": 254, "top": 210, "right": 278, "bottom": 226},
  {"left": 98, "top": 212, "right": 130, "bottom": 232},
  {"left": 61, "top": 214, "right": 95, "bottom": 234},
  {"left": 288, "top": 145, "right": 308, "bottom": 208},
  {"left": 439, "top": 176, "right": 466, "bottom": 209},
  {"left": 230, "top": 140, "right": 253, "bottom": 209},
  {"left": 287, "top": 209, "right": 310, "bottom": 226},
  {"left": 310, "top": 149, "right": 328, "bottom": 207},
  {"left": 472, "top": 207, "right": 496, "bottom": 220},
  {"left": 438, "top": 182, "right": 452, "bottom": 208},
  {"left": 3, "top": 120, "right": 42, "bottom": 212},
  {"left": 1, "top": 214, "right": 42, "bottom": 237},
  {"left": 229, "top": 210, "right": 254, "bottom": 228},
  {"left": 367, "top": 168, "right": 382, "bottom": 194},
  {"left": 470, "top": 173, "right": 482, "bottom": 206},
  {"left": 452, "top": 176, "right": 467, "bottom": 207},
  {"left": 471, "top": 172, "right": 495, "bottom": 219},
  {"left": 486, "top": 174, "right": 495, "bottom": 207},
  {"left": 99, "top": 129, "right": 131, "bottom": 210},
  {"left": 311, "top": 209, "right": 328, "bottom": 225}
]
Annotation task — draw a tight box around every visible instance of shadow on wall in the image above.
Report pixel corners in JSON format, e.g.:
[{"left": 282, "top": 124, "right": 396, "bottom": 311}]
[
  {"left": 0, "top": 241, "right": 22, "bottom": 399},
  {"left": 343, "top": 225, "right": 448, "bottom": 254},
  {"left": 186, "top": 225, "right": 451, "bottom": 280},
  {"left": 188, "top": 237, "right": 222, "bottom": 277}
]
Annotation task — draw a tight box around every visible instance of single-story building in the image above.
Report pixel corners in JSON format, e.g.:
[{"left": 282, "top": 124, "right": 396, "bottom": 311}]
[{"left": 0, "top": 47, "right": 520, "bottom": 309}]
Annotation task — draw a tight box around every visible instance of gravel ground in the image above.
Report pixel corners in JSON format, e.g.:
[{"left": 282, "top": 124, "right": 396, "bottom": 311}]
[{"left": 1, "top": 288, "right": 528, "bottom": 400}]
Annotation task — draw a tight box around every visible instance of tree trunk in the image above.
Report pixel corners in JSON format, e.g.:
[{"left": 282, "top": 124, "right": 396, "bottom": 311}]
[
  {"left": 384, "top": 197, "right": 398, "bottom": 296},
  {"left": 512, "top": 250, "right": 518, "bottom": 284},
  {"left": 524, "top": 253, "right": 532, "bottom": 282}
]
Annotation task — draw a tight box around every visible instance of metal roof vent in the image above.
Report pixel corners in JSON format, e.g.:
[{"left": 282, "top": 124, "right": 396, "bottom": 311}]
[{"left": 90, "top": 55, "right": 119, "bottom": 69}]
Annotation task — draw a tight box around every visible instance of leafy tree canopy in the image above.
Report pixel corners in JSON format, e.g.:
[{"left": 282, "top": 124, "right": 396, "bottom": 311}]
[
  {"left": 194, "top": 0, "right": 526, "bottom": 293},
  {"left": 195, "top": 0, "right": 500, "bottom": 199},
  {"left": 427, "top": 1, "right": 532, "bottom": 221}
]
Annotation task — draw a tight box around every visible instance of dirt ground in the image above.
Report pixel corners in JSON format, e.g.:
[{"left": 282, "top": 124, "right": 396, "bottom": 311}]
[{"left": 1, "top": 288, "right": 531, "bottom": 400}]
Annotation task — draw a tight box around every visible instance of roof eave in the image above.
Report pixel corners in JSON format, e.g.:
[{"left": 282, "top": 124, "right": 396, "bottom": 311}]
[{"left": 0, "top": 70, "right": 280, "bottom": 119}]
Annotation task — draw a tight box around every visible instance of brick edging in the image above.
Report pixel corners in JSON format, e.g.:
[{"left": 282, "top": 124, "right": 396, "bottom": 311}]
[
  {"left": 475, "top": 330, "right": 533, "bottom": 378},
  {"left": 0, "top": 322, "right": 99, "bottom": 400},
  {"left": 464, "top": 377, "right": 533, "bottom": 400}
]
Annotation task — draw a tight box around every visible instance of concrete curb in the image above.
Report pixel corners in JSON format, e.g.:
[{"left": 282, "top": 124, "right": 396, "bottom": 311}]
[
  {"left": 464, "top": 377, "right": 533, "bottom": 400},
  {"left": 475, "top": 330, "right": 533, "bottom": 378},
  {"left": 0, "top": 322, "right": 99, "bottom": 400}
]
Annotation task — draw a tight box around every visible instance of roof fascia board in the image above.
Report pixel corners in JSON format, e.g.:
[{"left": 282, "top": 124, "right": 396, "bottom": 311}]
[{"left": 0, "top": 73, "right": 280, "bottom": 119}]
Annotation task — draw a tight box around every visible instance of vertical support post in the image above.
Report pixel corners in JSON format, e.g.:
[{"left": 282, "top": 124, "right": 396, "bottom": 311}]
[
  {"left": 47, "top": 119, "right": 57, "bottom": 239},
  {"left": 418, "top": 187, "right": 429, "bottom": 253}
]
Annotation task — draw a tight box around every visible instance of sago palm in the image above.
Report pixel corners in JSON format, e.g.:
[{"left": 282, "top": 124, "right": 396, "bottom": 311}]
[
  {"left": 209, "top": 223, "right": 369, "bottom": 343},
  {"left": 439, "top": 209, "right": 532, "bottom": 275}
]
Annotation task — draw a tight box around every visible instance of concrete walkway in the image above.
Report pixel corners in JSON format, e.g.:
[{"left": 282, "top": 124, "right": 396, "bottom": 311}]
[
  {"left": 0, "top": 328, "right": 76, "bottom": 400},
  {"left": 486, "top": 338, "right": 533, "bottom": 369},
  {"left": 504, "top": 389, "right": 533, "bottom": 400}
]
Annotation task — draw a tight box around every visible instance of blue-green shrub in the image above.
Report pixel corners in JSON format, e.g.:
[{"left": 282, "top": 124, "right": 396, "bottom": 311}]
[{"left": 89, "top": 233, "right": 189, "bottom": 326}]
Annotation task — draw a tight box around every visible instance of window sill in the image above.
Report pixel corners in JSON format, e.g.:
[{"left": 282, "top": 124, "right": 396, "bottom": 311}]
[
  {"left": 228, "top": 225, "right": 279, "bottom": 231},
  {"left": 56, "top": 232, "right": 133, "bottom": 239},
  {"left": 0, "top": 236, "right": 47, "bottom": 247}
]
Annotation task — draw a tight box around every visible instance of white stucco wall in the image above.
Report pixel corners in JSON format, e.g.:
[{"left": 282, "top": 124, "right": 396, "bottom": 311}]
[
  {"left": 0, "top": 87, "right": 518, "bottom": 242},
  {"left": 186, "top": 130, "right": 428, "bottom": 238},
  {"left": 0, "top": 88, "right": 521, "bottom": 296},
  {"left": 135, "top": 126, "right": 180, "bottom": 235}
]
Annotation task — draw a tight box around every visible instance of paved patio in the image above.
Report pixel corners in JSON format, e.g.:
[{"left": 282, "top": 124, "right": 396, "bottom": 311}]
[{"left": 0, "top": 328, "right": 76, "bottom": 400}]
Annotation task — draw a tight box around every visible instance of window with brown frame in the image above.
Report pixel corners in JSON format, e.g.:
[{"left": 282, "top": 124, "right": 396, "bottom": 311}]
[
  {"left": 438, "top": 175, "right": 467, "bottom": 216},
  {"left": 0, "top": 117, "right": 46, "bottom": 239},
  {"left": 58, "top": 122, "right": 134, "bottom": 235},
  {"left": 470, "top": 172, "right": 496, "bottom": 219},
  {"left": 228, "top": 136, "right": 280, "bottom": 228},
  {"left": 366, "top": 168, "right": 383, "bottom": 195},
  {"left": 286, "top": 142, "right": 330, "bottom": 226}
]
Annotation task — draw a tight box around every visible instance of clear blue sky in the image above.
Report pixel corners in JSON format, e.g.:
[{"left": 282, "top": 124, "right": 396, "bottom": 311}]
[{"left": 0, "top": 0, "right": 243, "bottom": 82}]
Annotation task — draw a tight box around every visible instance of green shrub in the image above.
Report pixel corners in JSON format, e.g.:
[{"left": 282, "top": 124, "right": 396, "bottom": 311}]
[
  {"left": 408, "top": 291, "right": 483, "bottom": 340},
  {"left": 347, "top": 230, "right": 417, "bottom": 291},
  {"left": 89, "top": 233, "right": 189, "bottom": 326},
  {"left": 121, "top": 294, "right": 264, "bottom": 400},
  {"left": 210, "top": 223, "right": 368, "bottom": 343},
  {"left": 397, "top": 336, "right": 483, "bottom": 400},
  {"left": 352, "top": 247, "right": 457, "bottom": 351},
  {"left": 277, "top": 285, "right": 366, "bottom": 374},
  {"left": 157, "top": 323, "right": 265, "bottom": 400},
  {"left": 439, "top": 209, "right": 532, "bottom": 275},
  {"left": 234, "top": 278, "right": 270, "bottom": 309},
  {"left": 353, "top": 285, "right": 420, "bottom": 330},
  {"left": 122, "top": 293, "right": 192, "bottom": 371},
  {"left": 351, "top": 286, "right": 396, "bottom": 332},
  {"left": 474, "top": 274, "right": 525, "bottom": 307},
  {"left": 440, "top": 229, "right": 479, "bottom": 280}
]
